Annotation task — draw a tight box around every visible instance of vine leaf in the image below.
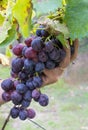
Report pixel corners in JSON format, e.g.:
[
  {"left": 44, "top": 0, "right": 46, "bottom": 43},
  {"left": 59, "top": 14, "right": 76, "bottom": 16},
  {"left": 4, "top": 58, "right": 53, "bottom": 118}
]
[
  {"left": 0, "top": 24, "right": 17, "bottom": 47},
  {"left": 13, "top": 0, "right": 33, "bottom": 38},
  {"left": 33, "top": 0, "right": 62, "bottom": 15},
  {"left": 64, "top": 0, "right": 88, "bottom": 39}
]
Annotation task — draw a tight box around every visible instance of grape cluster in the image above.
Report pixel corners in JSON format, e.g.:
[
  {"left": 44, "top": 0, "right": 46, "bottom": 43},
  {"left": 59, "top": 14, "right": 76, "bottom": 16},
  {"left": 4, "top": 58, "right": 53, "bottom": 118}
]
[{"left": 1, "top": 25, "right": 66, "bottom": 120}]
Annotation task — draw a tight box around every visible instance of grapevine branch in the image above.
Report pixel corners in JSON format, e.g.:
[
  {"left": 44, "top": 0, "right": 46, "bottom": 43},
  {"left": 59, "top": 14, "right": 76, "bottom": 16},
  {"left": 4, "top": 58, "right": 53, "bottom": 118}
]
[
  {"left": 1, "top": 112, "right": 10, "bottom": 130},
  {"left": 28, "top": 118, "right": 46, "bottom": 130}
]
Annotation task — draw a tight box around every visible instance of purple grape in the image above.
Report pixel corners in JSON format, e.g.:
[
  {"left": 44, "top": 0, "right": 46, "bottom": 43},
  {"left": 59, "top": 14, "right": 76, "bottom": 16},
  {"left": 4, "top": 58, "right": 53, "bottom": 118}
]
[
  {"left": 48, "top": 48, "right": 61, "bottom": 61},
  {"left": 1, "top": 79, "right": 14, "bottom": 91},
  {"left": 25, "top": 47, "right": 37, "bottom": 59},
  {"left": 35, "top": 62, "right": 45, "bottom": 72},
  {"left": 22, "top": 46, "right": 28, "bottom": 57},
  {"left": 26, "top": 79, "right": 35, "bottom": 90},
  {"left": 24, "top": 59, "right": 35, "bottom": 74},
  {"left": 41, "top": 30, "right": 49, "bottom": 37},
  {"left": 38, "top": 94, "right": 49, "bottom": 106},
  {"left": 21, "top": 100, "right": 31, "bottom": 108},
  {"left": 18, "top": 71, "right": 28, "bottom": 80},
  {"left": 11, "top": 91, "right": 22, "bottom": 105},
  {"left": 12, "top": 43, "right": 24, "bottom": 56},
  {"left": 23, "top": 90, "right": 32, "bottom": 101},
  {"left": 24, "top": 37, "right": 32, "bottom": 47},
  {"left": 27, "top": 108, "right": 36, "bottom": 119},
  {"left": 44, "top": 41, "right": 54, "bottom": 52},
  {"left": 11, "top": 71, "right": 18, "bottom": 78},
  {"left": 16, "top": 83, "right": 28, "bottom": 94},
  {"left": 2, "top": 92, "right": 11, "bottom": 101},
  {"left": 38, "top": 51, "right": 48, "bottom": 62},
  {"left": 31, "top": 37, "right": 44, "bottom": 51},
  {"left": 33, "top": 76, "right": 43, "bottom": 88},
  {"left": 36, "top": 25, "right": 45, "bottom": 36},
  {"left": 32, "top": 89, "right": 41, "bottom": 101},
  {"left": 11, "top": 58, "right": 24, "bottom": 73},
  {"left": 45, "top": 60, "right": 55, "bottom": 69},
  {"left": 19, "top": 109, "right": 28, "bottom": 120},
  {"left": 10, "top": 107, "right": 19, "bottom": 119}
]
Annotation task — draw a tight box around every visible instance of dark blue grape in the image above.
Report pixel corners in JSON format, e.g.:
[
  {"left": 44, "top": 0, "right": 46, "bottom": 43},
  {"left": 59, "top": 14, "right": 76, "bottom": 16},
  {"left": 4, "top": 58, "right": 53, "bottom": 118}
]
[
  {"left": 24, "top": 59, "right": 35, "bottom": 75},
  {"left": 45, "top": 41, "right": 54, "bottom": 52},
  {"left": 48, "top": 48, "right": 61, "bottom": 61},
  {"left": 18, "top": 71, "right": 28, "bottom": 80},
  {"left": 31, "top": 37, "right": 44, "bottom": 51},
  {"left": 19, "top": 109, "right": 28, "bottom": 120},
  {"left": 21, "top": 100, "right": 31, "bottom": 108},
  {"left": 12, "top": 58, "right": 24, "bottom": 73},
  {"left": 52, "top": 38, "right": 63, "bottom": 49},
  {"left": 23, "top": 90, "right": 32, "bottom": 101},
  {"left": 10, "top": 107, "right": 19, "bottom": 119},
  {"left": 36, "top": 25, "right": 45, "bottom": 36},
  {"left": 27, "top": 108, "right": 36, "bottom": 119},
  {"left": 38, "top": 94, "right": 49, "bottom": 106},
  {"left": 16, "top": 83, "right": 28, "bottom": 94},
  {"left": 2, "top": 92, "right": 11, "bottom": 101},
  {"left": 11, "top": 91, "right": 22, "bottom": 105},
  {"left": 26, "top": 79, "right": 35, "bottom": 90},
  {"left": 41, "top": 30, "right": 49, "bottom": 37},
  {"left": 35, "top": 62, "right": 45, "bottom": 72},
  {"left": 45, "top": 60, "right": 55, "bottom": 69},
  {"left": 1, "top": 79, "right": 14, "bottom": 91},
  {"left": 33, "top": 76, "right": 43, "bottom": 88},
  {"left": 38, "top": 51, "right": 48, "bottom": 62}
]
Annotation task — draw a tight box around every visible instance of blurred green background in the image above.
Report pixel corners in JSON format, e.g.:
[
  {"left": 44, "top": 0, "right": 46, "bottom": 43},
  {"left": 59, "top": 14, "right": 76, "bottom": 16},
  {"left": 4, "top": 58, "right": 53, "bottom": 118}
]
[{"left": 0, "top": 38, "right": 88, "bottom": 130}]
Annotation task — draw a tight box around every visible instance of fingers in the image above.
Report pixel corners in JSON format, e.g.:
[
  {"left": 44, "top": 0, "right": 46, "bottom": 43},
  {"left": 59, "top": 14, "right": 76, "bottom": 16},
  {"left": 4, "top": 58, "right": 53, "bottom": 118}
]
[{"left": 70, "top": 39, "right": 79, "bottom": 62}]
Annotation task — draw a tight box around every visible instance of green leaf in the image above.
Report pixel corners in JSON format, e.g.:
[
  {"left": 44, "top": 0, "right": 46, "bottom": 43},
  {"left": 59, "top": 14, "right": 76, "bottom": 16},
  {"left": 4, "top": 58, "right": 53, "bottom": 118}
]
[
  {"left": 6, "top": 46, "right": 13, "bottom": 57},
  {"left": 56, "top": 33, "right": 68, "bottom": 47},
  {"left": 64, "top": 0, "right": 88, "bottom": 39},
  {"left": 0, "top": 24, "right": 17, "bottom": 47},
  {"left": 0, "top": 14, "right": 5, "bottom": 25},
  {"left": 0, "top": 20, "right": 12, "bottom": 43},
  {"left": 33, "top": 0, "right": 62, "bottom": 15},
  {"left": 13, "top": 0, "right": 33, "bottom": 38}
]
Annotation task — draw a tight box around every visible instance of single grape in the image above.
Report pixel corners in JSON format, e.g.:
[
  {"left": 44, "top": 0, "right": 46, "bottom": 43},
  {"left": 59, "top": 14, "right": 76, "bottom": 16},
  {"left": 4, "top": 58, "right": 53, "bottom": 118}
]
[
  {"left": 2, "top": 92, "right": 11, "bottom": 101},
  {"left": 25, "top": 47, "right": 37, "bottom": 59},
  {"left": 36, "top": 25, "right": 45, "bottom": 36},
  {"left": 41, "top": 30, "right": 49, "bottom": 37},
  {"left": 31, "top": 37, "right": 44, "bottom": 51},
  {"left": 18, "top": 71, "right": 28, "bottom": 80},
  {"left": 12, "top": 43, "right": 24, "bottom": 56},
  {"left": 10, "top": 107, "right": 19, "bottom": 119},
  {"left": 38, "top": 51, "right": 48, "bottom": 62},
  {"left": 23, "top": 90, "right": 32, "bottom": 101},
  {"left": 48, "top": 48, "right": 61, "bottom": 61},
  {"left": 22, "top": 46, "right": 28, "bottom": 57},
  {"left": 19, "top": 109, "right": 28, "bottom": 120},
  {"left": 11, "top": 57, "right": 24, "bottom": 73},
  {"left": 38, "top": 94, "right": 49, "bottom": 107},
  {"left": 1, "top": 79, "right": 14, "bottom": 91},
  {"left": 33, "top": 76, "right": 43, "bottom": 88},
  {"left": 24, "top": 37, "right": 32, "bottom": 47},
  {"left": 35, "top": 62, "right": 45, "bottom": 72},
  {"left": 45, "top": 60, "right": 55, "bottom": 69},
  {"left": 32, "top": 89, "right": 41, "bottom": 101},
  {"left": 27, "top": 108, "right": 36, "bottom": 119},
  {"left": 11, "top": 91, "right": 23, "bottom": 105},
  {"left": 44, "top": 41, "right": 54, "bottom": 52},
  {"left": 21, "top": 100, "right": 31, "bottom": 108},
  {"left": 16, "top": 83, "right": 28, "bottom": 94}
]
